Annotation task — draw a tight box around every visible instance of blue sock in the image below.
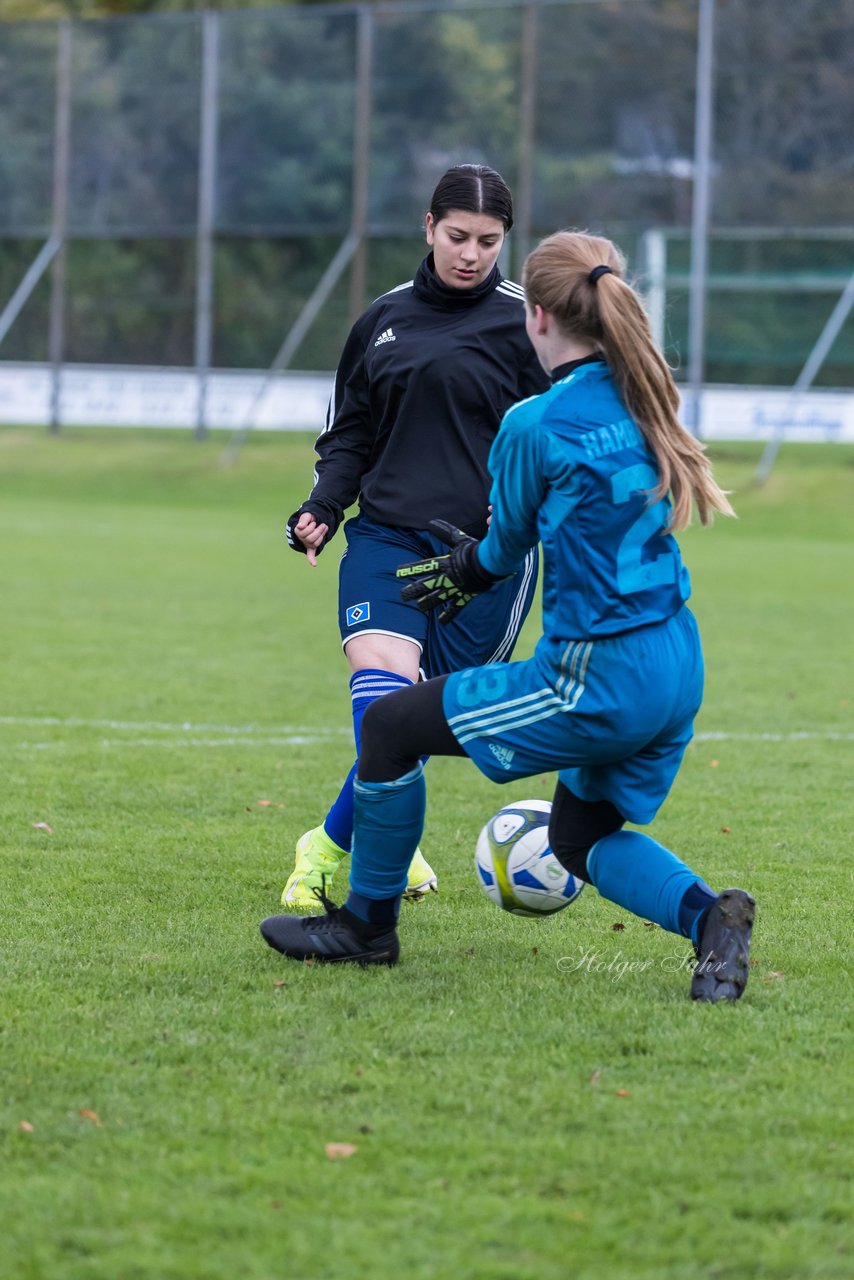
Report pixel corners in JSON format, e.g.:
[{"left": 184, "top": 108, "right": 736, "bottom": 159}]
[
  {"left": 678, "top": 882, "right": 719, "bottom": 946},
  {"left": 586, "top": 830, "right": 717, "bottom": 942},
  {"left": 345, "top": 763, "right": 426, "bottom": 923},
  {"left": 323, "top": 669, "right": 414, "bottom": 852},
  {"left": 324, "top": 762, "right": 359, "bottom": 853}
]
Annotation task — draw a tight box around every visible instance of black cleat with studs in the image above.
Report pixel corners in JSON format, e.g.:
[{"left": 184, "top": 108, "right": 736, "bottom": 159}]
[
  {"left": 691, "top": 888, "right": 756, "bottom": 1002},
  {"left": 260, "top": 886, "right": 399, "bottom": 967}
]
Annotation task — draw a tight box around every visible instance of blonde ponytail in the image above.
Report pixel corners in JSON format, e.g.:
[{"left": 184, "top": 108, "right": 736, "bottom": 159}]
[{"left": 522, "top": 231, "right": 734, "bottom": 531}]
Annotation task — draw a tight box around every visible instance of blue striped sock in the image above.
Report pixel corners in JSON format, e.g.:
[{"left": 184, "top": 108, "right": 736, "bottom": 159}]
[{"left": 323, "top": 669, "right": 414, "bottom": 851}]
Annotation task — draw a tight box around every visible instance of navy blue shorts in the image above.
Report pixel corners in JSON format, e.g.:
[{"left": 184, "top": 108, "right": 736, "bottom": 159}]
[{"left": 337, "top": 516, "right": 538, "bottom": 679}]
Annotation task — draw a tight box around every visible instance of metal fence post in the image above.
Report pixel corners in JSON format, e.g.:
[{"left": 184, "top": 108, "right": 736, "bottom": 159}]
[
  {"left": 686, "top": 0, "right": 715, "bottom": 437},
  {"left": 48, "top": 19, "right": 73, "bottom": 435},
  {"left": 640, "top": 228, "right": 667, "bottom": 352},
  {"left": 515, "top": 0, "right": 539, "bottom": 276},
  {"left": 754, "top": 269, "right": 854, "bottom": 484},
  {"left": 195, "top": 10, "right": 220, "bottom": 441},
  {"left": 349, "top": 5, "right": 374, "bottom": 324}
]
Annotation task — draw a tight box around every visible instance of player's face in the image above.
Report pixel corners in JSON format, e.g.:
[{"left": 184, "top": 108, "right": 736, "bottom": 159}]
[{"left": 426, "top": 210, "right": 506, "bottom": 290}]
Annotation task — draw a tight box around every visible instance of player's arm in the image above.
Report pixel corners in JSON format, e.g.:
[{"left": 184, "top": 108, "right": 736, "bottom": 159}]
[
  {"left": 286, "top": 323, "right": 375, "bottom": 558},
  {"left": 478, "top": 405, "right": 548, "bottom": 578}
]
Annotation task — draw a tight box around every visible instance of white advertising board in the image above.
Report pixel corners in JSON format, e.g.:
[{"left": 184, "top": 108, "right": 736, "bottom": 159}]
[
  {"left": 0, "top": 363, "right": 852, "bottom": 441},
  {"left": 0, "top": 364, "right": 334, "bottom": 432}
]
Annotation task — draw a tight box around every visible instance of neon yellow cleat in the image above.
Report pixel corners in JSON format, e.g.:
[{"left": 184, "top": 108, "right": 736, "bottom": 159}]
[
  {"left": 404, "top": 848, "right": 438, "bottom": 902},
  {"left": 280, "top": 827, "right": 438, "bottom": 909},
  {"left": 281, "top": 826, "right": 347, "bottom": 909}
]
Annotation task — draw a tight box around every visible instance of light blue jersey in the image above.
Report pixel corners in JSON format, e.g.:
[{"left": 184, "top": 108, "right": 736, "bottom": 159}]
[
  {"left": 444, "top": 358, "right": 703, "bottom": 824},
  {"left": 478, "top": 359, "right": 691, "bottom": 659}
]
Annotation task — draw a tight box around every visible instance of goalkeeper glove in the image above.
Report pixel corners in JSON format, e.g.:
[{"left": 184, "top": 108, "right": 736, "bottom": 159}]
[{"left": 396, "top": 519, "right": 506, "bottom": 624}]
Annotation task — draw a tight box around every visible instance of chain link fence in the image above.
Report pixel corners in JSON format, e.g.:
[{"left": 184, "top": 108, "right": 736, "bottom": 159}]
[{"left": 0, "top": 0, "right": 852, "bottom": 404}]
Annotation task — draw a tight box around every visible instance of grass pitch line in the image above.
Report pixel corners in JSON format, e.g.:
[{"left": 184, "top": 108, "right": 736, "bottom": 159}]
[
  {"left": 0, "top": 716, "right": 851, "bottom": 751},
  {"left": 695, "top": 731, "right": 854, "bottom": 742},
  {"left": 0, "top": 715, "right": 352, "bottom": 737},
  {"left": 14, "top": 736, "right": 349, "bottom": 750}
]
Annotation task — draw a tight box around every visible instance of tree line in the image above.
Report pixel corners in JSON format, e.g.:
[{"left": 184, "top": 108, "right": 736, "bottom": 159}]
[{"left": 0, "top": 0, "right": 851, "bottom": 384}]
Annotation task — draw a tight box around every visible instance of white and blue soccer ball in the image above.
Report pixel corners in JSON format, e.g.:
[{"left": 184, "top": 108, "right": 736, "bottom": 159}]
[{"left": 475, "top": 799, "right": 585, "bottom": 918}]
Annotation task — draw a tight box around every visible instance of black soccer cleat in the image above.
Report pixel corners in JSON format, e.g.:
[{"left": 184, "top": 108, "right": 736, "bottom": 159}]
[
  {"left": 260, "top": 886, "right": 399, "bottom": 967},
  {"left": 691, "top": 888, "right": 756, "bottom": 1002}
]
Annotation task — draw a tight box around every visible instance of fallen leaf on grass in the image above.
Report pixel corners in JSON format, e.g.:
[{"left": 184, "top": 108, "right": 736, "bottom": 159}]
[
  {"left": 720, "top": 826, "right": 732, "bottom": 834},
  {"left": 32, "top": 822, "right": 53, "bottom": 834},
  {"left": 18, "top": 1121, "right": 34, "bottom": 1133},
  {"left": 78, "top": 1109, "right": 102, "bottom": 1126},
  {"left": 611, "top": 922, "right": 626, "bottom": 932},
  {"left": 762, "top": 971, "right": 785, "bottom": 983},
  {"left": 325, "top": 1143, "right": 357, "bottom": 1160},
  {"left": 272, "top": 979, "right": 287, "bottom": 988},
  {"left": 642, "top": 922, "right": 657, "bottom": 929},
  {"left": 588, "top": 1071, "right": 601, "bottom": 1089},
  {"left": 614, "top": 1089, "right": 632, "bottom": 1098},
  {"left": 709, "top": 759, "right": 719, "bottom": 768}
]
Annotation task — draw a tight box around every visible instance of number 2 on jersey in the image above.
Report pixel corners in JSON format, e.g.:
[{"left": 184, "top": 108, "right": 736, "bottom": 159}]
[{"left": 611, "top": 463, "right": 677, "bottom": 595}]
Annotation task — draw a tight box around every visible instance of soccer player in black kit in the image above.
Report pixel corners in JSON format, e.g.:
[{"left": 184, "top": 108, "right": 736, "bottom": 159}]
[{"left": 280, "top": 164, "right": 548, "bottom": 908}]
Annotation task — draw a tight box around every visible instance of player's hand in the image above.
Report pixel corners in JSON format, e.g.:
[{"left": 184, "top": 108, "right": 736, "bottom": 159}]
[
  {"left": 289, "top": 512, "right": 329, "bottom": 566},
  {"left": 396, "top": 519, "right": 504, "bottom": 624}
]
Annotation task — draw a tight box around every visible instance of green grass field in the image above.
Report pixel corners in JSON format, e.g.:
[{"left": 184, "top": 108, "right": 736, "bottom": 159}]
[{"left": 1, "top": 427, "right": 851, "bottom": 1280}]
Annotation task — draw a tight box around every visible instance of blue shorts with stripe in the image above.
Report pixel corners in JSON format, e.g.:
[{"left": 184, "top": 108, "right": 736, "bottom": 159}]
[
  {"left": 442, "top": 606, "right": 704, "bottom": 826},
  {"left": 338, "top": 516, "right": 538, "bottom": 679}
]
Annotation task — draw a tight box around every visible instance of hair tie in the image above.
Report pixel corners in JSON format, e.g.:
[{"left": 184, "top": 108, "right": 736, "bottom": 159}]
[{"left": 588, "top": 265, "right": 613, "bottom": 285}]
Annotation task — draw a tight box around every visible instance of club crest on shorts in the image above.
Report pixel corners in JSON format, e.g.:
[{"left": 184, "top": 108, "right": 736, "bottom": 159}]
[{"left": 346, "top": 602, "right": 370, "bottom": 627}]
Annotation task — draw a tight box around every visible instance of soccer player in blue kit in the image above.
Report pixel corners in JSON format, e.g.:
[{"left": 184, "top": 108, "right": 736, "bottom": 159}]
[{"left": 262, "top": 229, "right": 756, "bottom": 1002}]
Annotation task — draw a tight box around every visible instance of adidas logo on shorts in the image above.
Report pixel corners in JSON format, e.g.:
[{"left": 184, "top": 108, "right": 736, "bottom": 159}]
[
  {"left": 374, "top": 327, "right": 396, "bottom": 347},
  {"left": 487, "top": 742, "right": 516, "bottom": 770}
]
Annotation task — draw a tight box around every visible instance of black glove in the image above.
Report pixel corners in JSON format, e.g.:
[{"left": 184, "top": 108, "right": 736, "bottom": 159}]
[{"left": 396, "top": 519, "right": 505, "bottom": 624}]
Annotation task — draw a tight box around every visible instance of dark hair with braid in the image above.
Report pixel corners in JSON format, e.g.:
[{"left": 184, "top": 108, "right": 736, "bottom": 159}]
[
  {"left": 522, "top": 230, "right": 734, "bottom": 530},
  {"left": 429, "top": 164, "right": 514, "bottom": 232}
]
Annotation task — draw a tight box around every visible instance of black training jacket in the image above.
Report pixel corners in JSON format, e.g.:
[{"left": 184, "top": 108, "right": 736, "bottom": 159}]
[{"left": 287, "top": 254, "right": 548, "bottom": 550}]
